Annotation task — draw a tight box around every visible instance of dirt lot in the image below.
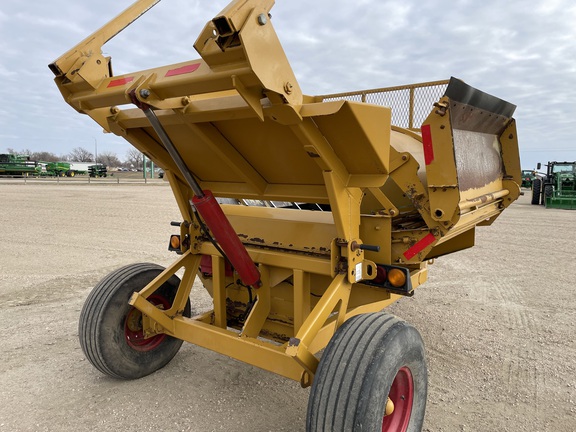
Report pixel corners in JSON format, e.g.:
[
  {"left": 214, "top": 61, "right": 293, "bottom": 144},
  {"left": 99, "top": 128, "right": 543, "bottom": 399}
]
[{"left": 0, "top": 181, "right": 574, "bottom": 431}]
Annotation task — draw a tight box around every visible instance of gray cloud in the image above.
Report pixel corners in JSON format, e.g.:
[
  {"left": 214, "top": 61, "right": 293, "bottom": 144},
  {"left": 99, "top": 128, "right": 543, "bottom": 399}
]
[{"left": 1, "top": 0, "right": 574, "bottom": 169}]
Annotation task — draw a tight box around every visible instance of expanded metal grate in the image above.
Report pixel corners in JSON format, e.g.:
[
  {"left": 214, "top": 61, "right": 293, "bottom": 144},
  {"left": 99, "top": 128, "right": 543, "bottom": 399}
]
[{"left": 316, "top": 80, "right": 449, "bottom": 130}]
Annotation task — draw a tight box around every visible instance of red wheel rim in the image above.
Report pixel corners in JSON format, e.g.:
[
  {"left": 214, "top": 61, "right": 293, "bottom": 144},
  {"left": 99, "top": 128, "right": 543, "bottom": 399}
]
[
  {"left": 124, "top": 294, "right": 170, "bottom": 352},
  {"left": 382, "top": 366, "right": 414, "bottom": 432}
]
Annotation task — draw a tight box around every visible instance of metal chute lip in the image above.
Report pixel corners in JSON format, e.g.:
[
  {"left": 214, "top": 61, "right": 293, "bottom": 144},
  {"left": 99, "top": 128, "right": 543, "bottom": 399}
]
[{"left": 444, "top": 77, "right": 516, "bottom": 118}]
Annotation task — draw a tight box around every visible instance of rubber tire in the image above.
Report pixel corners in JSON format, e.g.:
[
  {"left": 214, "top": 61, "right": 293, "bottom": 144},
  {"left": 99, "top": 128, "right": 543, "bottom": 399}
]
[
  {"left": 79, "top": 263, "right": 191, "bottom": 380},
  {"left": 531, "top": 178, "right": 542, "bottom": 205},
  {"left": 544, "top": 184, "right": 554, "bottom": 206},
  {"left": 306, "top": 312, "right": 427, "bottom": 432}
]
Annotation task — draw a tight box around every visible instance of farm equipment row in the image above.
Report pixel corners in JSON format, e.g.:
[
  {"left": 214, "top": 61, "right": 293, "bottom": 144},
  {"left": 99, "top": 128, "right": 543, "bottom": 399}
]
[
  {"left": 50, "top": 0, "right": 521, "bottom": 430},
  {"left": 46, "top": 161, "right": 108, "bottom": 177},
  {"left": 0, "top": 154, "right": 107, "bottom": 177}
]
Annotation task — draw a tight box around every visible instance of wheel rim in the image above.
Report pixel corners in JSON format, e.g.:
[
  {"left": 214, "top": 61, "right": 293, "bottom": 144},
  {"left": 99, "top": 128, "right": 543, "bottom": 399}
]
[
  {"left": 124, "top": 294, "right": 170, "bottom": 351},
  {"left": 382, "top": 366, "right": 414, "bottom": 432}
]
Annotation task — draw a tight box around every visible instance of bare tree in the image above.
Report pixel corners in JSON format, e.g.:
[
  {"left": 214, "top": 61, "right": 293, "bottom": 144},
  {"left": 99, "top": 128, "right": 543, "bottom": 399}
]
[
  {"left": 31, "top": 151, "right": 59, "bottom": 162},
  {"left": 69, "top": 147, "right": 94, "bottom": 162},
  {"left": 6, "top": 148, "right": 33, "bottom": 156},
  {"left": 98, "top": 151, "right": 122, "bottom": 168},
  {"left": 126, "top": 148, "right": 143, "bottom": 169}
]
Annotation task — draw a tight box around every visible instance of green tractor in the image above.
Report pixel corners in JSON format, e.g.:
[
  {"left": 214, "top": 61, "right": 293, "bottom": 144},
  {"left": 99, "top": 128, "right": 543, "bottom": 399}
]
[
  {"left": 531, "top": 161, "right": 576, "bottom": 209},
  {"left": 521, "top": 169, "right": 536, "bottom": 188}
]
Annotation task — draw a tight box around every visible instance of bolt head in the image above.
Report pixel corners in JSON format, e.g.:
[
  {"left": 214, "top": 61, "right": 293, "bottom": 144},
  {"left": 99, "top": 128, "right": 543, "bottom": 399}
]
[
  {"left": 257, "top": 13, "right": 267, "bottom": 25},
  {"left": 139, "top": 89, "right": 151, "bottom": 99}
]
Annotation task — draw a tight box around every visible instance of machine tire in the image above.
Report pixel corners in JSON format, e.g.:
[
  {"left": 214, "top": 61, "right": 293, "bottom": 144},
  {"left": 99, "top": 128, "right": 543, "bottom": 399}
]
[
  {"left": 543, "top": 185, "right": 554, "bottom": 207},
  {"left": 306, "top": 312, "right": 427, "bottom": 432},
  {"left": 531, "top": 178, "right": 542, "bottom": 205},
  {"left": 79, "top": 263, "right": 191, "bottom": 380}
]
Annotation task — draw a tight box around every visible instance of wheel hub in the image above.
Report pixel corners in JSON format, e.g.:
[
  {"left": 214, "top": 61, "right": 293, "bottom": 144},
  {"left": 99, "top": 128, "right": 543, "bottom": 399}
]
[
  {"left": 124, "top": 294, "right": 170, "bottom": 352},
  {"left": 382, "top": 366, "right": 414, "bottom": 432}
]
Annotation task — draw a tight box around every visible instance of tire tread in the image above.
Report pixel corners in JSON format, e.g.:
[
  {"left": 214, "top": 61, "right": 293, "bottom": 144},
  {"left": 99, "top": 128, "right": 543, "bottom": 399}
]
[
  {"left": 78, "top": 263, "right": 187, "bottom": 379},
  {"left": 307, "top": 312, "right": 426, "bottom": 432}
]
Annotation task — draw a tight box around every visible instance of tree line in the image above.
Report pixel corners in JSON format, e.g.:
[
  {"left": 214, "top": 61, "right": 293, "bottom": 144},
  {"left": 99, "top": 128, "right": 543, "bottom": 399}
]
[{"left": 4, "top": 147, "right": 145, "bottom": 169}]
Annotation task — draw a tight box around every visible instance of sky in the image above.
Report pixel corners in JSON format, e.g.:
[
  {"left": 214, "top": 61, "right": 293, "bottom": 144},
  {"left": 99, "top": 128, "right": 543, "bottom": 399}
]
[{"left": 1, "top": 0, "right": 575, "bottom": 169}]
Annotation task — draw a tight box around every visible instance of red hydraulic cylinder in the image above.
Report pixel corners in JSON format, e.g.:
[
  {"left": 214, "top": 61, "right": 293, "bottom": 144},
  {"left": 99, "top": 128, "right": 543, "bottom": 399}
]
[{"left": 192, "top": 190, "right": 261, "bottom": 288}]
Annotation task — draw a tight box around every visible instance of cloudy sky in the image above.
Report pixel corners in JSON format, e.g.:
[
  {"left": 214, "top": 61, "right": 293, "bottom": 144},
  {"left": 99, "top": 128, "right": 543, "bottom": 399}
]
[{"left": 1, "top": 0, "right": 574, "bottom": 169}]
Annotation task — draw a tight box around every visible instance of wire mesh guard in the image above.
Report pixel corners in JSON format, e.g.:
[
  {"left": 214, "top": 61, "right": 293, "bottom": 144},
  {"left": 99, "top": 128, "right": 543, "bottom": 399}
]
[{"left": 317, "top": 80, "right": 449, "bottom": 130}]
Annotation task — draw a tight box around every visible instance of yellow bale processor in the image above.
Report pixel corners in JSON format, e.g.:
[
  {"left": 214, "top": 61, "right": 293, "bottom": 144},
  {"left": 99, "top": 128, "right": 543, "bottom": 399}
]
[{"left": 50, "top": 0, "right": 521, "bottom": 430}]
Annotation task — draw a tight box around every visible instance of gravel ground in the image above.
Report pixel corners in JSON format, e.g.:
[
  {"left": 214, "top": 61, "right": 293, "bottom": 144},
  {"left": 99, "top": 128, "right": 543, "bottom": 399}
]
[{"left": 0, "top": 181, "right": 574, "bottom": 431}]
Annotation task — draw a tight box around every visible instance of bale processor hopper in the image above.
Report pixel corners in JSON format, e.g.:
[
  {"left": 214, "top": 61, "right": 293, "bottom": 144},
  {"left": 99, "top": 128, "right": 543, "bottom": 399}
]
[{"left": 50, "top": 0, "right": 521, "bottom": 430}]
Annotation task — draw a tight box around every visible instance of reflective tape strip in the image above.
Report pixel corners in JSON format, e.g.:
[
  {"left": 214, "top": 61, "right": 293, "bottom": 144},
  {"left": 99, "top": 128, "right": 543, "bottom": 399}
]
[
  {"left": 403, "top": 232, "right": 436, "bottom": 260},
  {"left": 107, "top": 76, "right": 134, "bottom": 88},
  {"left": 421, "top": 124, "right": 434, "bottom": 165},
  {"left": 165, "top": 63, "right": 201, "bottom": 77}
]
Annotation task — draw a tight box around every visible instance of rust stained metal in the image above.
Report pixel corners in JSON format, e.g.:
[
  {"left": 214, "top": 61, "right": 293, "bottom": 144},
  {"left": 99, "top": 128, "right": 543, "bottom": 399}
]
[
  {"left": 449, "top": 101, "right": 511, "bottom": 135},
  {"left": 459, "top": 189, "right": 510, "bottom": 211}
]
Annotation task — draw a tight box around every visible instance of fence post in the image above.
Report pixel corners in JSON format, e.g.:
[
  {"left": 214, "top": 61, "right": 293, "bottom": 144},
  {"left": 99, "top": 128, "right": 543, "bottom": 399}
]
[{"left": 408, "top": 87, "right": 415, "bottom": 130}]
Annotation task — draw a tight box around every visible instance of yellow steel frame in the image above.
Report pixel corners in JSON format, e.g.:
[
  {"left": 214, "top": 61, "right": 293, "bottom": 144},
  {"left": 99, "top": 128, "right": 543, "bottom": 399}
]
[{"left": 128, "top": 167, "right": 409, "bottom": 385}]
